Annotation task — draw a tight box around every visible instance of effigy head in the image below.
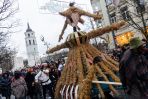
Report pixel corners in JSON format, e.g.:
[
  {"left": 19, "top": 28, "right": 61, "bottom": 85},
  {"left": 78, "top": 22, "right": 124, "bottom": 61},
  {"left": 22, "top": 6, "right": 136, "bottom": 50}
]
[
  {"left": 65, "top": 31, "right": 88, "bottom": 48},
  {"left": 69, "top": 2, "right": 75, "bottom": 7}
]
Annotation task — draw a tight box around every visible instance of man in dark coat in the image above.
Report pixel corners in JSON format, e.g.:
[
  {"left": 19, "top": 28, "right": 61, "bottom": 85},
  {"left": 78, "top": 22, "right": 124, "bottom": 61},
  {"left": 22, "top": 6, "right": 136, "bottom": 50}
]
[
  {"left": 25, "top": 70, "right": 35, "bottom": 99},
  {"left": 119, "top": 37, "right": 148, "bottom": 99},
  {"left": 0, "top": 72, "right": 11, "bottom": 99}
]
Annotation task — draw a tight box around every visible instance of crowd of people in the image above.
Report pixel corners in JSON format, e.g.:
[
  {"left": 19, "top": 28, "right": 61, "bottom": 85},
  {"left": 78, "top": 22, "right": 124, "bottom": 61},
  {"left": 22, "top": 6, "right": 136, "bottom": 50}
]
[
  {"left": 0, "top": 37, "right": 148, "bottom": 99},
  {"left": 0, "top": 59, "right": 64, "bottom": 99}
]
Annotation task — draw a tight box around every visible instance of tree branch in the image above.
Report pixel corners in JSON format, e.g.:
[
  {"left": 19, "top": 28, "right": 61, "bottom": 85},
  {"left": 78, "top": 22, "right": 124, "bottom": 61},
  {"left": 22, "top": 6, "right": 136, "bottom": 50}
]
[{"left": 128, "top": 14, "right": 143, "bottom": 31}]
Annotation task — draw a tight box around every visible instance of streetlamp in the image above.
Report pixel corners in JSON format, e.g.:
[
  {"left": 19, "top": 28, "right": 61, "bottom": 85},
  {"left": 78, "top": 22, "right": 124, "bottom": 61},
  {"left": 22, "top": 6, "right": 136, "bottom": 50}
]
[
  {"left": 40, "top": 35, "right": 50, "bottom": 61},
  {"left": 33, "top": 52, "right": 36, "bottom": 66},
  {"left": 41, "top": 35, "right": 50, "bottom": 50}
]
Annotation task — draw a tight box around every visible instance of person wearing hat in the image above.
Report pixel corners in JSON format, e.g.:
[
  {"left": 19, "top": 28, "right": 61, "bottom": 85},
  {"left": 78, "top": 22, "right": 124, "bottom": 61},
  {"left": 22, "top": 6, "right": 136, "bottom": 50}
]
[
  {"left": 119, "top": 37, "right": 148, "bottom": 99},
  {"left": 129, "top": 37, "right": 145, "bottom": 49}
]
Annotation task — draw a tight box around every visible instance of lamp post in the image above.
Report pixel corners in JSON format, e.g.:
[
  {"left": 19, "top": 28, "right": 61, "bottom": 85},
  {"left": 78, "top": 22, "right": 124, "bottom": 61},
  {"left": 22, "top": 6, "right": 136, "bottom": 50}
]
[
  {"left": 105, "top": 0, "right": 117, "bottom": 48},
  {"left": 40, "top": 35, "right": 50, "bottom": 61},
  {"left": 33, "top": 52, "right": 36, "bottom": 66},
  {"left": 41, "top": 35, "right": 50, "bottom": 50}
]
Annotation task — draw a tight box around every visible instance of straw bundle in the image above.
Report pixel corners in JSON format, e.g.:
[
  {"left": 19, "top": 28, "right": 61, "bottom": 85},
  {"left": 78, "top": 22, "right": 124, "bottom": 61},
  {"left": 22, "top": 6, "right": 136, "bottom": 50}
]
[{"left": 47, "top": 21, "right": 126, "bottom": 99}]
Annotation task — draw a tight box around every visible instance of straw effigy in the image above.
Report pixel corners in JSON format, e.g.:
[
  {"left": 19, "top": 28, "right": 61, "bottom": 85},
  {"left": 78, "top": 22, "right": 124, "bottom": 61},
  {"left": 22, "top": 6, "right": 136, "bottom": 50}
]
[{"left": 47, "top": 21, "right": 126, "bottom": 99}]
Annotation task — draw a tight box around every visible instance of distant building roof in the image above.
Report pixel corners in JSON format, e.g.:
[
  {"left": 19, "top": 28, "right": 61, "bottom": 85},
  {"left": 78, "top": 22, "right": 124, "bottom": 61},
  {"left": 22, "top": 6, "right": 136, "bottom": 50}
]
[{"left": 26, "top": 23, "right": 33, "bottom": 32}]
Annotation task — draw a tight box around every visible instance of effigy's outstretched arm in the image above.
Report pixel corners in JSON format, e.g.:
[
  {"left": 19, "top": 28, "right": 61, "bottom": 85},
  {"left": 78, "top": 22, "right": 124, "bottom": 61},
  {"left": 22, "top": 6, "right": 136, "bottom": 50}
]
[
  {"left": 76, "top": 7, "right": 102, "bottom": 20},
  {"left": 59, "top": 7, "right": 102, "bottom": 21},
  {"left": 59, "top": 20, "right": 68, "bottom": 42},
  {"left": 87, "top": 20, "right": 126, "bottom": 40},
  {"left": 46, "top": 43, "right": 67, "bottom": 54}
]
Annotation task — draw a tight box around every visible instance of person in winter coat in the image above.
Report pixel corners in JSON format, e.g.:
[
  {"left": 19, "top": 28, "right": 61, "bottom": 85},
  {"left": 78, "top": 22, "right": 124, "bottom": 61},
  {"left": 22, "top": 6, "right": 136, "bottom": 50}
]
[
  {"left": 11, "top": 71, "right": 28, "bottom": 99},
  {"left": 25, "top": 69, "right": 35, "bottom": 99},
  {"left": 0, "top": 72, "right": 11, "bottom": 99},
  {"left": 35, "top": 66, "right": 51, "bottom": 99},
  {"left": 48, "top": 66, "right": 59, "bottom": 99},
  {"left": 119, "top": 37, "right": 148, "bottom": 99}
]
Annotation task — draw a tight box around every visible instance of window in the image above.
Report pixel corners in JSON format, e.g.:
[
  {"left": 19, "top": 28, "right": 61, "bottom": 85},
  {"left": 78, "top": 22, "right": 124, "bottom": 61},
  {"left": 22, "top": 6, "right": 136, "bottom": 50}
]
[
  {"left": 110, "top": 12, "right": 116, "bottom": 23},
  {"left": 120, "top": 6, "right": 130, "bottom": 20},
  {"left": 28, "top": 34, "right": 30, "bottom": 37},
  {"left": 96, "top": 20, "right": 103, "bottom": 28},
  {"left": 33, "top": 40, "right": 35, "bottom": 45},
  {"left": 136, "top": 0, "right": 145, "bottom": 13},
  {"left": 29, "top": 40, "right": 31, "bottom": 45},
  {"left": 91, "top": 1, "right": 101, "bottom": 12},
  {"left": 136, "top": 6, "right": 145, "bottom": 13}
]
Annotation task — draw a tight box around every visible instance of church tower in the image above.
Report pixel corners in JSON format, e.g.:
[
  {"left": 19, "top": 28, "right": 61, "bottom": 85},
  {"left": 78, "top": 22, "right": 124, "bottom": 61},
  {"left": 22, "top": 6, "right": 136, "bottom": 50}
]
[{"left": 25, "top": 23, "right": 40, "bottom": 66}]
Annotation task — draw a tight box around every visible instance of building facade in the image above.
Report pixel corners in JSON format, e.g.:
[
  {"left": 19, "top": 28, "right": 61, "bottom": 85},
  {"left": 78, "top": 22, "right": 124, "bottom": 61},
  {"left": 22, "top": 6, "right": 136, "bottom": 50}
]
[
  {"left": 25, "top": 23, "right": 40, "bottom": 66},
  {"left": 90, "top": 0, "right": 148, "bottom": 48},
  {"left": 90, "top": 0, "right": 116, "bottom": 49}
]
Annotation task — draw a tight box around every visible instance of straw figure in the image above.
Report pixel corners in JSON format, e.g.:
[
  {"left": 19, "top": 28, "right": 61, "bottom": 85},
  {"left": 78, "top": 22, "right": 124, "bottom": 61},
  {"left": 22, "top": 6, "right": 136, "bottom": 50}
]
[
  {"left": 58, "top": 2, "right": 102, "bottom": 42},
  {"left": 47, "top": 20, "right": 126, "bottom": 99}
]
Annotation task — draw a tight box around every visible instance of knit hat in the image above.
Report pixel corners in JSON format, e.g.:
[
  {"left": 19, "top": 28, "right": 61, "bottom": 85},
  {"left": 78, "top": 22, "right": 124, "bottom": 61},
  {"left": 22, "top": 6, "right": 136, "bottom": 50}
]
[{"left": 129, "top": 37, "right": 144, "bottom": 49}]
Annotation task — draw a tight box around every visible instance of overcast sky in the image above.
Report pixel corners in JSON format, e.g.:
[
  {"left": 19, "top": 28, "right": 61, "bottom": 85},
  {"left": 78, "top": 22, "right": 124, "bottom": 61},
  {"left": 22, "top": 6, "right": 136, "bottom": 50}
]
[{"left": 10, "top": 0, "right": 93, "bottom": 58}]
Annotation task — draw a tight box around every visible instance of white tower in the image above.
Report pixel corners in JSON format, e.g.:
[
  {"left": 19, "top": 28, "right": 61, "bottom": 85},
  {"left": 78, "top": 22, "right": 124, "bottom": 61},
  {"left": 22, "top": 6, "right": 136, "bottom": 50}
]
[{"left": 25, "top": 23, "right": 40, "bottom": 66}]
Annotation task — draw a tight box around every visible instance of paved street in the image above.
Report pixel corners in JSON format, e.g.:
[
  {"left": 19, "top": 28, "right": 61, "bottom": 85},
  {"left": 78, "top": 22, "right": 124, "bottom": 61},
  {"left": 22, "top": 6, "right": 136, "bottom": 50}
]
[
  {"left": 0, "top": 95, "right": 52, "bottom": 99},
  {"left": 0, "top": 95, "right": 15, "bottom": 99}
]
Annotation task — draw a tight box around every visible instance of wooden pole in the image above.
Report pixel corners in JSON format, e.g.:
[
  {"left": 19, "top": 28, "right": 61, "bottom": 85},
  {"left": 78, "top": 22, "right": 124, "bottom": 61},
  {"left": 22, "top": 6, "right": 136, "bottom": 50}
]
[{"left": 92, "top": 81, "right": 122, "bottom": 85}]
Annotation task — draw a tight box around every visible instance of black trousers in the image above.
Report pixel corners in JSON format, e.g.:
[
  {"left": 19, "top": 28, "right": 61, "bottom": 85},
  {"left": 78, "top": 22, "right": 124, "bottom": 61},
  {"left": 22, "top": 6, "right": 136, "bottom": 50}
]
[
  {"left": 48, "top": 83, "right": 54, "bottom": 99},
  {"left": 42, "top": 85, "right": 48, "bottom": 99},
  {"left": 104, "top": 91, "right": 114, "bottom": 99},
  {"left": 42, "top": 84, "right": 54, "bottom": 99}
]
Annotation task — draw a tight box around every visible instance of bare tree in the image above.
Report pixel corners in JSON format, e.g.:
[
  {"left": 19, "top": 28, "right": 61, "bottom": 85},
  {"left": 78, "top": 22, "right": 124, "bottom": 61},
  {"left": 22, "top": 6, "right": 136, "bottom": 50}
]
[
  {"left": 122, "top": 0, "right": 148, "bottom": 39},
  {"left": 0, "top": 47, "right": 16, "bottom": 72},
  {"left": 0, "top": 0, "right": 19, "bottom": 45},
  {"left": 0, "top": 0, "right": 19, "bottom": 71}
]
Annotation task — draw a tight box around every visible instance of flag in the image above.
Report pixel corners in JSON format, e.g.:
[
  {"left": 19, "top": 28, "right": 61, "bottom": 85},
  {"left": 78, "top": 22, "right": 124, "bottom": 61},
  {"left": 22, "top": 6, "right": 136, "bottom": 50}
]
[{"left": 113, "top": 0, "right": 120, "bottom": 6}]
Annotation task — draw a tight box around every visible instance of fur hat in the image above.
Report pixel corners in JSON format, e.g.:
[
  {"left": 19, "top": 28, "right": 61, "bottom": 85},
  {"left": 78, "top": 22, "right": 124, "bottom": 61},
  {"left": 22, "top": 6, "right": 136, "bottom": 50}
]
[{"left": 129, "top": 37, "right": 144, "bottom": 49}]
